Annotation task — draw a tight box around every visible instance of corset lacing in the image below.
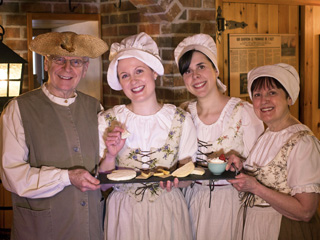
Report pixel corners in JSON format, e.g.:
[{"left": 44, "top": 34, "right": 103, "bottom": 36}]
[{"left": 196, "top": 139, "right": 213, "bottom": 165}]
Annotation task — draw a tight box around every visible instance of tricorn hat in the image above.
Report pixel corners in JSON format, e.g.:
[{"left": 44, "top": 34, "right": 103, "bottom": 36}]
[{"left": 29, "top": 31, "right": 108, "bottom": 58}]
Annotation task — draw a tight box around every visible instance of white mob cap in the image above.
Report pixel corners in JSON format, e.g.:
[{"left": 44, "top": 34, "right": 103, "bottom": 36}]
[
  {"left": 247, "top": 63, "right": 300, "bottom": 105},
  {"left": 174, "top": 33, "right": 226, "bottom": 93},
  {"left": 107, "top": 32, "right": 164, "bottom": 91}
]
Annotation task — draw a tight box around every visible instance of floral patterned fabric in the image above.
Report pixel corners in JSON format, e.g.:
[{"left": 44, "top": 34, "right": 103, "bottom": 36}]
[
  {"left": 234, "top": 124, "right": 320, "bottom": 240},
  {"left": 100, "top": 105, "right": 189, "bottom": 202},
  {"left": 195, "top": 98, "right": 245, "bottom": 165},
  {"left": 99, "top": 104, "right": 196, "bottom": 240},
  {"left": 245, "top": 130, "right": 312, "bottom": 206},
  {"left": 184, "top": 98, "right": 264, "bottom": 240}
]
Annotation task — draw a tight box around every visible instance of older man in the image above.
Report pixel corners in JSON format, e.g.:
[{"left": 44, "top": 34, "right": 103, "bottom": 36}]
[{"left": 0, "top": 32, "right": 108, "bottom": 240}]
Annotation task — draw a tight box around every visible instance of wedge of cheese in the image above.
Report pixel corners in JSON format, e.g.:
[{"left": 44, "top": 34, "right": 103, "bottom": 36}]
[
  {"left": 171, "top": 161, "right": 195, "bottom": 178},
  {"left": 191, "top": 167, "right": 205, "bottom": 176}
]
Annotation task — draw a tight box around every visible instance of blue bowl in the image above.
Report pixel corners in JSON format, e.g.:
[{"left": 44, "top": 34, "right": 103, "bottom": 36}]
[{"left": 208, "top": 161, "right": 227, "bottom": 175}]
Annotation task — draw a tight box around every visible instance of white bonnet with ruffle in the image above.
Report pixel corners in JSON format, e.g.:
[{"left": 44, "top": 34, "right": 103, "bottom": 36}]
[
  {"left": 247, "top": 63, "right": 300, "bottom": 105},
  {"left": 174, "top": 33, "right": 226, "bottom": 93},
  {"left": 107, "top": 32, "right": 164, "bottom": 91}
]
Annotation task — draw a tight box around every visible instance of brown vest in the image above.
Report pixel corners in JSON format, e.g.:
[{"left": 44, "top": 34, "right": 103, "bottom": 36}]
[{"left": 11, "top": 88, "right": 104, "bottom": 240}]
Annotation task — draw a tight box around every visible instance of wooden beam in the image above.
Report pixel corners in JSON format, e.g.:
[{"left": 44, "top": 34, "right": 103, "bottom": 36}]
[
  {"left": 223, "top": 0, "right": 320, "bottom": 6},
  {"left": 300, "top": 6, "right": 314, "bottom": 126}
]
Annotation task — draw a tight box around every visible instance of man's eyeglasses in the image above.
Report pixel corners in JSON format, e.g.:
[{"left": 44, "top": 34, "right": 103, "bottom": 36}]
[{"left": 49, "top": 56, "right": 88, "bottom": 68}]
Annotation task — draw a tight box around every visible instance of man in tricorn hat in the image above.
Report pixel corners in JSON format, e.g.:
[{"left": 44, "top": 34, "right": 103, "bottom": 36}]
[{"left": 0, "top": 31, "right": 108, "bottom": 240}]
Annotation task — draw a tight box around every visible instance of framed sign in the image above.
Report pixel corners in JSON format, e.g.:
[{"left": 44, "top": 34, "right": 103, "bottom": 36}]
[{"left": 228, "top": 34, "right": 297, "bottom": 97}]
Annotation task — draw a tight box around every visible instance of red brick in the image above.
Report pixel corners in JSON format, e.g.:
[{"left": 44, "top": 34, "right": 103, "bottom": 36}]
[
  {"left": 21, "top": 3, "right": 52, "bottom": 13},
  {"left": 144, "top": 5, "right": 166, "bottom": 14},
  {"left": 0, "top": 3, "right": 19, "bottom": 13},
  {"left": 161, "top": 23, "right": 171, "bottom": 34},
  {"left": 101, "top": 15, "right": 110, "bottom": 25},
  {"left": 158, "top": 36, "right": 173, "bottom": 48},
  {"left": 119, "top": 25, "right": 137, "bottom": 36},
  {"left": 129, "top": 12, "right": 142, "bottom": 23},
  {"left": 130, "top": 0, "right": 158, "bottom": 6},
  {"left": 163, "top": 62, "right": 174, "bottom": 75},
  {"left": 189, "top": 10, "right": 215, "bottom": 21},
  {"left": 161, "top": 49, "right": 174, "bottom": 61},
  {"left": 179, "top": 0, "right": 201, "bottom": 8},
  {"left": 53, "top": 4, "right": 83, "bottom": 14},
  {"left": 163, "top": 87, "right": 174, "bottom": 100},
  {"left": 83, "top": 4, "right": 99, "bottom": 14},
  {"left": 165, "top": 3, "right": 182, "bottom": 21},
  {"left": 102, "top": 25, "right": 118, "bottom": 37},
  {"left": 4, "top": 39, "right": 27, "bottom": 51},
  {"left": 173, "top": 75, "right": 185, "bottom": 87},
  {"left": 139, "top": 24, "right": 160, "bottom": 35},
  {"left": 103, "top": 96, "right": 120, "bottom": 109},
  {"left": 155, "top": 87, "right": 165, "bottom": 99},
  {"left": 110, "top": 14, "right": 129, "bottom": 24},
  {"left": 115, "top": 1, "right": 137, "bottom": 11},
  {"left": 172, "top": 23, "right": 200, "bottom": 34},
  {"left": 120, "top": 97, "right": 130, "bottom": 105},
  {"left": 3, "top": 27, "right": 20, "bottom": 38},
  {"left": 203, "top": 0, "right": 215, "bottom": 8},
  {"left": 163, "top": 76, "right": 174, "bottom": 87},
  {"left": 203, "top": 22, "right": 216, "bottom": 35},
  {"left": 21, "top": 27, "right": 27, "bottom": 39},
  {"left": 179, "top": 10, "right": 187, "bottom": 20},
  {"left": 6, "top": 15, "right": 26, "bottom": 26},
  {"left": 174, "top": 88, "right": 189, "bottom": 101}
]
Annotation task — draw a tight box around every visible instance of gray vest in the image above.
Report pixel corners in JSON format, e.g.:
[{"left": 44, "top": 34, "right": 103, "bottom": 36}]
[{"left": 11, "top": 88, "right": 104, "bottom": 240}]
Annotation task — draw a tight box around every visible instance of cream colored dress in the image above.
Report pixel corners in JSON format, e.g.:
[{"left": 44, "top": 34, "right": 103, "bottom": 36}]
[
  {"left": 184, "top": 98, "right": 264, "bottom": 240},
  {"left": 98, "top": 104, "right": 197, "bottom": 240},
  {"left": 233, "top": 124, "right": 320, "bottom": 240}
]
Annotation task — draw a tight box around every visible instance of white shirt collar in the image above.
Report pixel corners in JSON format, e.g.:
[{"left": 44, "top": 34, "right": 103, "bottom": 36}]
[{"left": 41, "top": 84, "right": 77, "bottom": 106}]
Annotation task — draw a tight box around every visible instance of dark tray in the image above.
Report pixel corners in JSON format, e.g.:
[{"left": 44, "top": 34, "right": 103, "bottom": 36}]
[{"left": 97, "top": 168, "right": 236, "bottom": 184}]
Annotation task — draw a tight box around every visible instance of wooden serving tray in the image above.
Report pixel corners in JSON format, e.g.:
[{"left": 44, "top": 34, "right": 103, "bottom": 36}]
[{"left": 97, "top": 169, "right": 236, "bottom": 184}]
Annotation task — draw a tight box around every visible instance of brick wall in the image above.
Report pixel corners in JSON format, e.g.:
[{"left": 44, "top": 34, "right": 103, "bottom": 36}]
[{"left": 0, "top": 0, "right": 217, "bottom": 108}]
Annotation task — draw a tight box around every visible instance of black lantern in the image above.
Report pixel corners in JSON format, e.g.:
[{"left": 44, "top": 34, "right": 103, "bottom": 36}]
[{"left": 0, "top": 25, "right": 27, "bottom": 112}]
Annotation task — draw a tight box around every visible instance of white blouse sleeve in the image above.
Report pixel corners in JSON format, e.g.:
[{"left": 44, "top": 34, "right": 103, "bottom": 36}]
[
  {"left": 287, "top": 134, "right": 320, "bottom": 195},
  {"left": 178, "top": 112, "right": 198, "bottom": 162},
  {"left": 0, "top": 100, "right": 70, "bottom": 199},
  {"left": 241, "top": 102, "right": 265, "bottom": 157}
]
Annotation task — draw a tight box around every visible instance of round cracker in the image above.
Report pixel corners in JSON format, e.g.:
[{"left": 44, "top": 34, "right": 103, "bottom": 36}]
[{"left": 107, "top": 169, "right": 137, "bottom": 181}]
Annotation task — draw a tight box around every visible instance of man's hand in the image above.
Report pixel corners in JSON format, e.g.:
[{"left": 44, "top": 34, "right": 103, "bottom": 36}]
[{"left": 68, "top": 169, "right": 100, "bottom": 192}]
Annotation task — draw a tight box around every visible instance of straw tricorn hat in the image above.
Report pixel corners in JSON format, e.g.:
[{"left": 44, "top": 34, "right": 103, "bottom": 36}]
[{"left": 29, "top": 31, "right": 108, "bottom": 58}]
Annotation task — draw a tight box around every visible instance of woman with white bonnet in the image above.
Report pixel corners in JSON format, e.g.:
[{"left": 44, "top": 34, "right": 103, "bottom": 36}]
[
  {"left": 174, "top": 34, "right": 264, "bottom": 240},
  {"left": 229, "top": 63, "right": 320, "bottom": 239},
  {"left": 98, "top": 32, "right": 197, "bottom": 240}
]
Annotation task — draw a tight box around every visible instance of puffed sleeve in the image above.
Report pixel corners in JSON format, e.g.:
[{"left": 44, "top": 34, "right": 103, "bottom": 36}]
[
  {"left": 287, "top": 135, "right": 320, "bottom": 195},
  {"left": 241, "top": 102, "right": 265, "bottom": 157},
  {"left": 178, "top": 111, "right": 198, "bottom": 162}
]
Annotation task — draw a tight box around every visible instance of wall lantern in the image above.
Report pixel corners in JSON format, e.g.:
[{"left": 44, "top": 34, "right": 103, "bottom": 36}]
[{"left": 0, "top": 25, "right": 27, "bottom": 112}]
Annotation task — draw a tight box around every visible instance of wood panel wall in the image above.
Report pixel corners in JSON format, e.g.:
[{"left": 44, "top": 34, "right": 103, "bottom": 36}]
[
  {"left": 300, "top": 5, "right": 320, "bottom": 139},
  {"left": 216, "top": 0, "right": 300, "bottom": 118},
  {"left": 312, "top": 7, "right": 320, "bottom": 139}
]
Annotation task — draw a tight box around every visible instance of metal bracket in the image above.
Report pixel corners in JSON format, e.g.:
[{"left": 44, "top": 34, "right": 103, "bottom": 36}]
[
  {"left": 0, "top": 25, "right": 4, "bottom": 42},
  {"left": 69, "top": 0, "right": 79, "bottom": 12},
  {"left": 114, "top": 0, "right": 121, "bottom": 8},
  {"left": 216, "top": 6, "right": 247, "bottom": 43}
]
